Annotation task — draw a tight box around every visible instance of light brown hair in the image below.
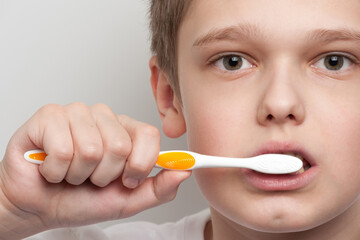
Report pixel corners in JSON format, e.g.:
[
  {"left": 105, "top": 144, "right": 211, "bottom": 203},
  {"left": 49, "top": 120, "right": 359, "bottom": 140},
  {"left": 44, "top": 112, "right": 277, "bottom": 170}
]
[{"left": 149, "top": 0, "right": 192, "bottom": 96}]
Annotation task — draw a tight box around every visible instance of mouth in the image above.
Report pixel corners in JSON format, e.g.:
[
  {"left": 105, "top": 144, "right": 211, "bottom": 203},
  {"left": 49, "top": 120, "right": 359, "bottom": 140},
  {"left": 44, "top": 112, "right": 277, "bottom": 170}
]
[
  {"left": 252, "top": 141, "right": 315, "bottom": 175},
  {"left": 244, "top": 143, "right": 319, "bottom": 191}
]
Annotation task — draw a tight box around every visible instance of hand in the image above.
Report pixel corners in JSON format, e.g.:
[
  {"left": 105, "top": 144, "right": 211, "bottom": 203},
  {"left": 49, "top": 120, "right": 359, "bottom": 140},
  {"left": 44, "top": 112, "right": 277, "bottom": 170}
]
[{"left": 0, "top": 103, "right": 191, "bottom": 238}]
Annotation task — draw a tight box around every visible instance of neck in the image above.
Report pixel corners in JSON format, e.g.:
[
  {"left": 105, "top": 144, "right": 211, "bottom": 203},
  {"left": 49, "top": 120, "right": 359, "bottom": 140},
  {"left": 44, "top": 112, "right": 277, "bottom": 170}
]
[{"left": 208, "top": 201, "right": 360, "bottom": 240}]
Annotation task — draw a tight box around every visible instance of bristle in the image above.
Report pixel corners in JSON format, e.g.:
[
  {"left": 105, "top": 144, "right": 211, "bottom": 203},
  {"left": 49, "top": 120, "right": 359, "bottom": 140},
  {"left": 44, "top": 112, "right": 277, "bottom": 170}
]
[{"left": 157, "top": 152, "right": 195, "bottom": 170}]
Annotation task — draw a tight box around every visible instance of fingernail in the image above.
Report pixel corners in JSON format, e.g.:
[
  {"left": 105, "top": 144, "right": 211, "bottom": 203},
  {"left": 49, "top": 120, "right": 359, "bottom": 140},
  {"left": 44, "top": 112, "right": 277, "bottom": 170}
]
[{"left": 123, "top": 177, "right": 140, "bottom": 189}]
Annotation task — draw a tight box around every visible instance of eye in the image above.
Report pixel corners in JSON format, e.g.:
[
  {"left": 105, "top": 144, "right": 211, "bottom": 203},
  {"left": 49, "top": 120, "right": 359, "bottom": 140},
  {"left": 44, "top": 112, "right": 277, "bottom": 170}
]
[
  {"left": 313, "top": 54, "right": 352, "bottom": 71},
  {"left": 213, "top": 54, "right": 253, "bottom": 71}
]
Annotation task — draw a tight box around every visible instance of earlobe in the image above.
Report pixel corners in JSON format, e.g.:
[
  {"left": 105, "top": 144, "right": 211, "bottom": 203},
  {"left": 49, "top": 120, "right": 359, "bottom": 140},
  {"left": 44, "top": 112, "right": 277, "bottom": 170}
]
[{"left": 149, "top": 56, "right": 186, "bottom": 138}]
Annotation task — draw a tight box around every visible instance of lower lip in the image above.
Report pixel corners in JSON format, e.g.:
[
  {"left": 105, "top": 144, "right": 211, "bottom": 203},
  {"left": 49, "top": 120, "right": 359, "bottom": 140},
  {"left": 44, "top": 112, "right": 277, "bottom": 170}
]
[{"left": 243, "top": 166, "right": 319, "bottom": 191}]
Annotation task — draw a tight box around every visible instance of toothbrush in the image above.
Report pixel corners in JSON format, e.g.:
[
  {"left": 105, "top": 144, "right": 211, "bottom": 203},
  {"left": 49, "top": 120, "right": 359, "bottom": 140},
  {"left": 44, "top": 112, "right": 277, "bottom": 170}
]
[{"left": 24, "top": 149, "right": 302, "bottom": 174}]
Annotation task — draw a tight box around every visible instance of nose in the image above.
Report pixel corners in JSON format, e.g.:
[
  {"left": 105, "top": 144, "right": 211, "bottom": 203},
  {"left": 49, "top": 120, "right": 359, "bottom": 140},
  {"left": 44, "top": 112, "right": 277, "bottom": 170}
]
[{"left": 257, "top": 69, "right": 305, "bottom": 126}]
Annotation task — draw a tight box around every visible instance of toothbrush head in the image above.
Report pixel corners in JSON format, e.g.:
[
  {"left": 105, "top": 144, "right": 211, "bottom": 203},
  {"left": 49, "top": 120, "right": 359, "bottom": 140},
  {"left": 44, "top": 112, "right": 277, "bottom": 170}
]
[
  {"left": 254, "top": 154, "right": 303, "bottom": 174},
  {"left": 156, "top": 151, "right": 195, "bottom": 170}
]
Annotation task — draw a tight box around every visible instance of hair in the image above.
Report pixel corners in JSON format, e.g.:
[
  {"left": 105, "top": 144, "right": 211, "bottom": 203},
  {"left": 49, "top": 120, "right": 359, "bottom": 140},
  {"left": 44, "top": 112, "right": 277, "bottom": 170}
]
[{"left": 149, "top": 0, "right": 192, "bottom": 97}]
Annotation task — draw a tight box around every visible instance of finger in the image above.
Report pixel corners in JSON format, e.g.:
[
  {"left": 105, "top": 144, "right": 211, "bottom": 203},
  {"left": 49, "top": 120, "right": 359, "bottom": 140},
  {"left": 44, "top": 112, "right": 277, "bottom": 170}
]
[
  {"left": 121, "top": 170, "right": 192, "bottom": 217},
  {"left": 89, "top": 104, "right": 132, "bottom": 187},
  {"left": 5, "top": 105, "right": 73, "bottom": 183},
  {"left": 117, "top": 115, "right": 161, "bottom": 189},
  {"left": 37, "top": 106, "right": 74, "bottom": 183},
  {"left": 64, "top": 103, "right": 103, "bottom": 185}
]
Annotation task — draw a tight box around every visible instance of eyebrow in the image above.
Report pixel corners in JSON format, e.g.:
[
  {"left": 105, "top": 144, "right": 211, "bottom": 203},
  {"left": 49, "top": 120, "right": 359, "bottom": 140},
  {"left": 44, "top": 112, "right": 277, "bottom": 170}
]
[
  {"left": 305, "top": 28, "right": 360, "bottom": 43},
  {"left": 193, "top": 23, "right": 264, "bottom": 47},
  {"left": 193, "top": 24, "right": 360, "bottom": 47}
]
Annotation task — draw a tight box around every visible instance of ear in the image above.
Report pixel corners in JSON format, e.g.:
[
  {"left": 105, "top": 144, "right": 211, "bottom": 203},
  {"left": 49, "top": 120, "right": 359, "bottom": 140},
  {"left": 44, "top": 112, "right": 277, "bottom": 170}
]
[{"left": 149, "top": 56, "right": 186, "bottom": 138}]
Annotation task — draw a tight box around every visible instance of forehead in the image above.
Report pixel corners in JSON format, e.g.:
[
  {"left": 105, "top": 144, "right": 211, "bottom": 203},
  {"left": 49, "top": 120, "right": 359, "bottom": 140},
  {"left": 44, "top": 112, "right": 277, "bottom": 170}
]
[{"left": 180, "top": 0, "right": 360, "bottom": 44}]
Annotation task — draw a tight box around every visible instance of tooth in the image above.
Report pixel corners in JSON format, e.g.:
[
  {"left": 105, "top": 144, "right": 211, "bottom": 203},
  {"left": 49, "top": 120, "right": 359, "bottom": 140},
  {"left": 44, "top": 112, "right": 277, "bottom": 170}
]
[
  {"left": 290, "top": 166, "right": 305, "bottom": 175},
  {"left": 297, "top": 167, "right": 305, "bottom": 174}
]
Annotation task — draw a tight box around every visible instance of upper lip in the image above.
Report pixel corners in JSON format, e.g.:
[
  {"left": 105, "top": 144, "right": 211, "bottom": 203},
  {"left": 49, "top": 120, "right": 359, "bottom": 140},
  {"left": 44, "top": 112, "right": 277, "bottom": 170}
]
[{"left": 252, "top": 140, "right": 316, "bottom": 166}]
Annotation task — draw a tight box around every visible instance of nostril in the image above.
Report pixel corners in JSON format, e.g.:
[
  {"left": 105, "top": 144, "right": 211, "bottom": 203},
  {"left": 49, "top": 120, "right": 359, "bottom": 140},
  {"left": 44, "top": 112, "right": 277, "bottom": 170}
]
[
  {"left": 266, "top": 114, "right": 274, "bottom": 121},
  {"left": 288, "top": 114, "right": 295, "bottom": 120},
  {"left": 265, "top": 114, "right": 296, "bottom": 122}
]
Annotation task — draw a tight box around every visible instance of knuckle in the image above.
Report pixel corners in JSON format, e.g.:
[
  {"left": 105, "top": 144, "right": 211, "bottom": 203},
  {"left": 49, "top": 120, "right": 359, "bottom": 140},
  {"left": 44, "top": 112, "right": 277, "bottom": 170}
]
[
  {"left": 117, "top": 114, "right": 131, "bottom": 121},
  {"left": 117, "top": 114, "right": 136, "bottom": 125},
  {"left": 65, "top": 176, "right": 84, "bottom": 186},
  {"left": 64, "top": 172, "right": 88, "bottom": 185},
  {"left": 52, "top": 148, "right": 73, "bottom": 162},
  {"left": 107, "top": 139, "right": 132, "bottom": 158},
  {"left": 78, "top": 144, "right": 103, "bottom": 163},
  {"left": 41, "top": 169, "right": 64, "bottom": 183},
  {"left": 65, "top": 102, "right": 91, "bottom": 116},
  {"left": 67, "top": 102, "right": 88, "bottom": 110},
  {"left": 38, "top": 104, "right": 64, "bottom": 116},
  {"left": 90, "top": 176, "right": 110, "bottom": 188},
  {"left": 138, "top": 124, "right": 160, "bottom": 139},
  {"left": 91, "top": 103, "right": 112, "bottom": 113},
  {"left": 127, "top": 161, "right": 148, "bottom": 174}
]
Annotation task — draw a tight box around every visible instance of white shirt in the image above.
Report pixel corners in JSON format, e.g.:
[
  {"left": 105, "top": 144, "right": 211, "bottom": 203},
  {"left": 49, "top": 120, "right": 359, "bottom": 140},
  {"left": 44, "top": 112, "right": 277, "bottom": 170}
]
[{"left": 26, "top": 209, "right": 211, "bottom": 240}]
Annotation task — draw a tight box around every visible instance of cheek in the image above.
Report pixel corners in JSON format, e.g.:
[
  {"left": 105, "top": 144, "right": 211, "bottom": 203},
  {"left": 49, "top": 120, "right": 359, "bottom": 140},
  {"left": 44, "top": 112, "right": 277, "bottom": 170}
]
[
  {"left": 315, "top": 96, "right": 360, "bottom": 183},
  {"left": 180, "top": 80, "right": 258, "bottom": 155},
  {"left": 184, "top": 103, "right": 254, "bottom": 156},
  {"left": 323, "top": 113, "right": 360, "bottom": 199}
]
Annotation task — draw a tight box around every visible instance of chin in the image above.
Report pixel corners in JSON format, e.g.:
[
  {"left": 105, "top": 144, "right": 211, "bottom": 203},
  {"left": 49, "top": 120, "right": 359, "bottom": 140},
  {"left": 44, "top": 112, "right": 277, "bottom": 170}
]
[
  {"left": 212, "top": 201, "right": 328, "bottom": 234},
  {"left": 241, "top": 214, "right": 319, "bottom": 233}
]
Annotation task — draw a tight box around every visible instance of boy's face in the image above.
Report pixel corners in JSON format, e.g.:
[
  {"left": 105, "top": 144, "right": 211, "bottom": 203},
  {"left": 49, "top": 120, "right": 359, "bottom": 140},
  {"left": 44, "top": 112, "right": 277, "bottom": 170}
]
[{"left": 176, "top": 0, "right": 360, "bottom": 233}]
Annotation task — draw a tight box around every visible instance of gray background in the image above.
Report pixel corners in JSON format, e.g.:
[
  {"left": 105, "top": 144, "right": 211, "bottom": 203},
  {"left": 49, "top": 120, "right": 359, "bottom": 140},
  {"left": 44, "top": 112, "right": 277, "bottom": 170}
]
[{"left": 0, "top": 0, "right": 207, "bottom": 227}]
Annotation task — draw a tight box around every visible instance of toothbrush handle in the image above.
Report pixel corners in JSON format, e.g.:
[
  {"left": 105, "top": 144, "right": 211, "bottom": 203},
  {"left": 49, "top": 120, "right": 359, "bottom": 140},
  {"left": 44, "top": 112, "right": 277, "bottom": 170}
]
[
  {"left": 24, "top": 149, "right": 185, "bottom": 169},
  {"left": 194, "top": 153, "right": 254, "bottom": 169}
]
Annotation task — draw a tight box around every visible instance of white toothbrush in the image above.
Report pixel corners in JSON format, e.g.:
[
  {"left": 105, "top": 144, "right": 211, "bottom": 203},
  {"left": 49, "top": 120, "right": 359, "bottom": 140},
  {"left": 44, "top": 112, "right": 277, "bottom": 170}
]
[{"left": 24, "top": 149, "right": 302, "bottom": 174}]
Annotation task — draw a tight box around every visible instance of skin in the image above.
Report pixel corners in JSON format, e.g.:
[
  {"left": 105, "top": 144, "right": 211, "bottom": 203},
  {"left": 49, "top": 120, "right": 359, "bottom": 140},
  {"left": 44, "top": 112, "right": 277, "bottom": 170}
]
[
  {"left": 153, "top": 0, "right": 360, "bottom": 239},
  {"left": 1, "top": 0, "right": 360, "bottom": 239}
]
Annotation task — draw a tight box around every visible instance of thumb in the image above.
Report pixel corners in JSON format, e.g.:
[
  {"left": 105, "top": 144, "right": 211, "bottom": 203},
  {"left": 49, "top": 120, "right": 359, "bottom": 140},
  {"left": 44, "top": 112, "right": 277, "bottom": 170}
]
[
  {"left": 120, "top": 170, "right": 192, "bottom": 217},
  {"left": 152, "top": 169, "right": 192, "bottom": 202}
]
